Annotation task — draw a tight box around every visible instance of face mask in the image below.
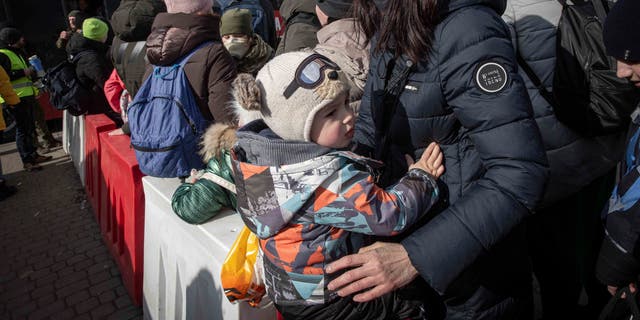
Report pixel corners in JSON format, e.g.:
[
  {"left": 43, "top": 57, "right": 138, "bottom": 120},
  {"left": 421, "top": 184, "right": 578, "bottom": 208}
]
[{"left": 223, "top": 37, "right": 250, "bottom": 59}]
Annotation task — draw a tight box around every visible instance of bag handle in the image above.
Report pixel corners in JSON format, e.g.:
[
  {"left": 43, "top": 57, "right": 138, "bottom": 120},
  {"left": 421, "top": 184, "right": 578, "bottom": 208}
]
[
  {"left": 599, "top": 286, "right": 640, "bottom": 320},
  {"left": 200, "top": 172, "right": 237, "bottom": 194},
  {"left": 591, "top": 0, "right": 609, "bottom": 24}
]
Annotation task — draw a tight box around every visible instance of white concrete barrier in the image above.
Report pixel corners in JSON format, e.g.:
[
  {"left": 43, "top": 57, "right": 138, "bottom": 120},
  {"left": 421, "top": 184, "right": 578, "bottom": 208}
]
[
  {"left": 142, "top": 176, "right": 277, "bottom": 320},
  {"left": 62, "top": 111, "right": 85, "bottom": 185}
]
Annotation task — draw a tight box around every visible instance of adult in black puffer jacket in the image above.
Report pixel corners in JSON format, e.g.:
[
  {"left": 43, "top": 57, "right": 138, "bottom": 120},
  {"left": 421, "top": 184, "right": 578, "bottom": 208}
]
[
  {"left": 503, "top": 1, "right": 624, "bottom": 316},
  {"left": 66, "top": 19, "right": 120, "bottom": 124},
  {"left": 325, "top": 0, "right": 549, "bottom": 318},
  {"left": 110, "top": 0, "right": 166, "bottom": 97}
]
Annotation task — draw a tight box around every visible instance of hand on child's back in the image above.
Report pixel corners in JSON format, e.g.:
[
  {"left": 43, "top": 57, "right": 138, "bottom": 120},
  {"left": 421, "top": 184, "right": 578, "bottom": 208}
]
[{"left": 407, "top": 142, "right": 444, "bottom": 178}]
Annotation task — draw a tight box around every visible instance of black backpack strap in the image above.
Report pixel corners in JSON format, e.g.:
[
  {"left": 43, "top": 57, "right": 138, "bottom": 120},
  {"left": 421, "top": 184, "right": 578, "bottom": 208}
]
[
  {"left": 591, "top": 0, "right": 609, "bottom": 22},
  {"left": 516, "top": 52, "right": 557, "bottom": 108}
]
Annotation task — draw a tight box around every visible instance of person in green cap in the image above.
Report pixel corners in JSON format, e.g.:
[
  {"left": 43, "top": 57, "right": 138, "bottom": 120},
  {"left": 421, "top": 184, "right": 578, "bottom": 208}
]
[
  {"left": 65, "top": 18, "right": 121, "bottom": 125},
  {"left": 220, "top": 8, "right": 274, "bottom": 75}
]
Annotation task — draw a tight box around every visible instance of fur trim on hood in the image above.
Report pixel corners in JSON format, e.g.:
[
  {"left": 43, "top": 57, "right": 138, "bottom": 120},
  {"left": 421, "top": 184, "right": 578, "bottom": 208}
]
[{"left": 199, "top": 124, "right": 237, "bottom": 162}]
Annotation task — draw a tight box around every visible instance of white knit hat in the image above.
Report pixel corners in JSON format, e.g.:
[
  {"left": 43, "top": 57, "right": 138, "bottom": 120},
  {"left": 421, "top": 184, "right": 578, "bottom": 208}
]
[
  {"left": 164, "top": 0, "right": 212, "bottom": 14},
  {"left": 254, "top": 51, "right": 348, "bottom": 141}
]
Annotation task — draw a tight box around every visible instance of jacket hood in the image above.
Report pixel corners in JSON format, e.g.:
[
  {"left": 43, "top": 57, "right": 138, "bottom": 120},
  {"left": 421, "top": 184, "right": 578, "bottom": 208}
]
[
  {"left": 111, "top": 0, "right": 166, "bottom": 42},
  {"left": 145, "top": 12, "right": 221, "bottom": 65},
  {"left": 232, "top": 120, "right": 335, "bottom": 237},
  {"left": 437, "top": 0, "right": 506, "bottom": 16},
  {"left": 66, "top": 32, "right": 109, "bottom": 55},
  {"left": 279, "top": 0, "right": 316, "bottom": 19},
  {"left": 314, "top": 18, "right": 369, "bottom": 97},
  {"left": 199, "top": 123, "right": 237, "bottom": 163}
]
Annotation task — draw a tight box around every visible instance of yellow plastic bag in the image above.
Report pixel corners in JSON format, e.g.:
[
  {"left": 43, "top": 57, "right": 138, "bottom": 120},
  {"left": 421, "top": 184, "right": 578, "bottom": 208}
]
[{"left": 220, "top": 226, "right": 265, "bottom": 307}]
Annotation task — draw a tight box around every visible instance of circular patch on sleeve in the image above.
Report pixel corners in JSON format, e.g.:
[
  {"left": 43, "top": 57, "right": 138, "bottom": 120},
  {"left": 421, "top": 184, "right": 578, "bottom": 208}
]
[{"left": 474, "top": 62, "right": 508, "bottom": 93}]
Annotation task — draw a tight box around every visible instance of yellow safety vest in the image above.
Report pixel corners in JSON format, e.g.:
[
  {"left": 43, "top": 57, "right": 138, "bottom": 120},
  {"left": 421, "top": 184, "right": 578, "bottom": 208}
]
[{"left": 0, "top": 49, "right": 35, "bottom": 98}]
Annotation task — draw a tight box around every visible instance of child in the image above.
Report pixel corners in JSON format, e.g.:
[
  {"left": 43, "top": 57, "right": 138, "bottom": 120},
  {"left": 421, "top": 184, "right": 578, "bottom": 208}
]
[{"left": 230, "top": 51, "right": 444, "bottom": 320}]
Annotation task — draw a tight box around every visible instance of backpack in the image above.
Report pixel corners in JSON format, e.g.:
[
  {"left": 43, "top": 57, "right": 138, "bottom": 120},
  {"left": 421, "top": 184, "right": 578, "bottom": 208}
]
[
  {"left": 42, "top": 51, "right": 93, "bottom": 116},
  {"left": 217, "top": 0, "right": 274, "bottom": 47},
  {"left": 518, "top": 0, "right": 640, "bottom": 137},
  {"left": 127, "top": 43, "right": 210, "bottom": 178}
]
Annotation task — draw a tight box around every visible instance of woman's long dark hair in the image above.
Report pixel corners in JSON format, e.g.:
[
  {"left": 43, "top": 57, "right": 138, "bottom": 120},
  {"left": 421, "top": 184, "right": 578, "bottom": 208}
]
[{"left": 353, "top": 0, "right": 439, "bottom": 63}]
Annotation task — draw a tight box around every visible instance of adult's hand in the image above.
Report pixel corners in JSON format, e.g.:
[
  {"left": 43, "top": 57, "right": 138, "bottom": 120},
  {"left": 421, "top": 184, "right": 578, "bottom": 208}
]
[
  {"left": 608, "top": 283, "right": 637, "bottom": 298},
  {"left": 326, "top": 242, "right": 419, "bottom": 302}
]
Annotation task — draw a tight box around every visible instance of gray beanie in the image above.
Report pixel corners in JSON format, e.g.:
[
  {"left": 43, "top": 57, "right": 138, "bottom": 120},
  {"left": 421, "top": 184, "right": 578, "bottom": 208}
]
[{"left": 250, "top": 52, "right": 348, "bottom": 141}]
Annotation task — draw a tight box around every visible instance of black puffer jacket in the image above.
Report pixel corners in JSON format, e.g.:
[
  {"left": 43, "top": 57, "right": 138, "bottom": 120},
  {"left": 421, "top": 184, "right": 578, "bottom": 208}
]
[
  {"left": 110, "top": 0, "right": 166, "bottom": 96},
  {"left": 502, "top": 0, "right": 624, "bottom": 206},
  {"left": 66, "top": 33, "right": 113, "bottom": 115},
  {"left": 144, "top": 13, "right": 237, "bottom": 124},
  {"left": 275, "top": 0, "right": 320, "bottom": 55},
  {"left": 354, "top": 0, "right": 548, "bottom": 318}
]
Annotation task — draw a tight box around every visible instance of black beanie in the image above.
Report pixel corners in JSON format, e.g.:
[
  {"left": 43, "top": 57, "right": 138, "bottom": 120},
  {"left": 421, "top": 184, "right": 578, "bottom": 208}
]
[
  {"left": 316, "top": 0, "right": 353, "bottom": 20},
  {"left": 0, "top": 27, "right": 22, "bottom": 46},
  {"left": 603, "top": 0, "right": 640, "bottom": 62}
]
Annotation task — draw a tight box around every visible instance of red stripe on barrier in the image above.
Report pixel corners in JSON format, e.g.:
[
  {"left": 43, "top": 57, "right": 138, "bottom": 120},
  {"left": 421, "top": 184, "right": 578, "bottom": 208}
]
[{"left": 98, "top": 132, "right": 145, "bottom": 306}]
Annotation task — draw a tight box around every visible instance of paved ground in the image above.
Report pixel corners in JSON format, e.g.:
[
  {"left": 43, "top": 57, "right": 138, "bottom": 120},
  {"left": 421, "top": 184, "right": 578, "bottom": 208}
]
[{"left": 0, "top": 131, "right": 143, "bottom": 320}]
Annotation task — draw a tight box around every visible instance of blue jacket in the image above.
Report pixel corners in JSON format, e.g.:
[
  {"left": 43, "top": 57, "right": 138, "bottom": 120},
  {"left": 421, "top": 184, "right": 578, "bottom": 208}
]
[{"left": 354, "top": 0, "right": 549, "bottom": 316}]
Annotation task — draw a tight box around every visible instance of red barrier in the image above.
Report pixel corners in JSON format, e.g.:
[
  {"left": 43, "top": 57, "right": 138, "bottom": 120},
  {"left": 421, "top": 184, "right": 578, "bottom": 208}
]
[
  {"left": 98, "top": 132, "right": 145, "bottom": 306},
  {"left": 37, "top": 92, "right": 63, "bottom": 120},
  {"left": 84, "top": 115, "right": 116, "bottom": 220}
]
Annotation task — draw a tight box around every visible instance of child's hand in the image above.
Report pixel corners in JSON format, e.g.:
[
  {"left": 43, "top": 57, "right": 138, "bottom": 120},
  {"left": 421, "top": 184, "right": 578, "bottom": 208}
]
[{"left": 408, "top": 142, "right": 444, "bottom": 178}]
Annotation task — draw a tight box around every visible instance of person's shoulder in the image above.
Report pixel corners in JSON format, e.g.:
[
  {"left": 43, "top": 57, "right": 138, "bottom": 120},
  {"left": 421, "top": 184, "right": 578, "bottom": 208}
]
[
  {"left": 439, "top": 4, "right": 505, "bottom": 37},
  {"left": 436, "top": 5, "right": 510, "bottom": 53}
]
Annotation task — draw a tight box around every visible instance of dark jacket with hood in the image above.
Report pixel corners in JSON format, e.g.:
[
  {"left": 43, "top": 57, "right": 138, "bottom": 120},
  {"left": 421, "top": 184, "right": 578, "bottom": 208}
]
[
  {"left": 502, "top": 0, "right": 623, "bottom": 206},
  {"left": 354, "top": 0, "right": 549, "bottom": 318},
  {"left": 144, "top": 12, "right": 237, "bottom": 124},
  {"left": 66, "top": 32, "right": 114, "bottom": 115},
  {"left": 110, "top": 0, "right": 166, "bottom": 97},
  {"left": 275, "top": 0, "right": 321, "bottom": 55}
]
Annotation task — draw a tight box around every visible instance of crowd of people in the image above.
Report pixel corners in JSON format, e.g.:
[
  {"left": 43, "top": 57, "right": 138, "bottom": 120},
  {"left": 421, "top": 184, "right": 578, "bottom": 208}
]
[{"left": 2, "top": 0, "right": 640, "bottom": 319}]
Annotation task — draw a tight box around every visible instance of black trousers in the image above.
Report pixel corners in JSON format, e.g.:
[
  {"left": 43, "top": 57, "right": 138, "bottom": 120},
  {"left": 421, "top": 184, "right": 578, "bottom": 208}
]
[
  {"left": 528, "top": 170, "right": 616, "bottom": 319},
  {"left": 5, "top": 97, "right": 38, "bottom": 164},
  {"left": 275, "top": 284, "right": 427, "bottom": 320}
]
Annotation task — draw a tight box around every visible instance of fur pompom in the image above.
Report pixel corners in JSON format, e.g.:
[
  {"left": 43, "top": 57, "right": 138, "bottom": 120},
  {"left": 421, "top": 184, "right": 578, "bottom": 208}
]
[
  {"left": 232, "top": 73, "right": 262, "bottom": 111},
  {"left": 199, "top": 124, "right": 237, "bottom": 162}
]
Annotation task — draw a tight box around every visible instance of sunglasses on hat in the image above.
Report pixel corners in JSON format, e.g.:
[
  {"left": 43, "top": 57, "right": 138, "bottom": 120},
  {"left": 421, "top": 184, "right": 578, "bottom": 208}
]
[{"left": 283, "top": 54, "right": 340, "bottom": 99}]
